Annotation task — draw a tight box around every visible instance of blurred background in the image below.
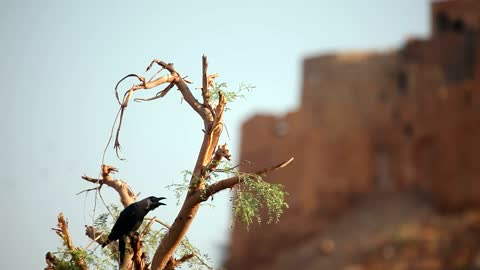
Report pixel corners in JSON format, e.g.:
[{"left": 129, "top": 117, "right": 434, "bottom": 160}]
[
  {"left": 5, "top": 0, "right": 477, "bottom": 269},
  {"left": 227, "top": 1, "right": 480, "bottom": 269}
]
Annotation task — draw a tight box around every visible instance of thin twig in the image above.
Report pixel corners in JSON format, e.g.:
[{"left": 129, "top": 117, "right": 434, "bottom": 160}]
[
  {"left": 134, "top": 82, "right": 175, "bottom": 102},
  {"left": 102, "top": 107, "right": 122, "bottom": 164},
  {"left": 148, "top": 67, "right": 165, "bottom": 82},
  {"left": 141, "top": 216, "right": 157, "bottom": 237}
]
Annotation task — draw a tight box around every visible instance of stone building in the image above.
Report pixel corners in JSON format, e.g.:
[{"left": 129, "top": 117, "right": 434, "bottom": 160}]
[{"left": 227, "top": 0, "right": 480, "bottom": 269}]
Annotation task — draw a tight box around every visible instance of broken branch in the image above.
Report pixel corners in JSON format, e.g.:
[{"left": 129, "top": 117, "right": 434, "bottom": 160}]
[
  {"left": 52, "top": 213, "right": 89, "bottom": 270},
  {"left": 81, "top": 165, "right": 136, "bottom": 207},
  {"left": 201, "top": 55, "right": 210, "bottom": 106},
  {"left": 131, "top": 232, "right": 147, "bottom": 270},
  {"left": 145, "top": 59, "right": 208, "bottom": 120}
]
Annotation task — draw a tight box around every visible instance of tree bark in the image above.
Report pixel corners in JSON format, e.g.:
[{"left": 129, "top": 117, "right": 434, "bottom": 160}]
[{"left": 104, "top": 55, "right": 293, "bottom": 270}]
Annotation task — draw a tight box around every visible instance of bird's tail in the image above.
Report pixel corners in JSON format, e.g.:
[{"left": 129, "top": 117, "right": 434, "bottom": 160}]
[
  {"left": 119, "top": 238, "right": 126, "bottom": 266},
  {"left": 101, "top": 239, "right": 111, "bottom": 248}
]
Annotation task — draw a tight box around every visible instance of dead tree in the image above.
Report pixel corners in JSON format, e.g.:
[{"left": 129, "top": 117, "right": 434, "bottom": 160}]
[{"left": 45, "top": 55, "right": 292, "bottom": 270}]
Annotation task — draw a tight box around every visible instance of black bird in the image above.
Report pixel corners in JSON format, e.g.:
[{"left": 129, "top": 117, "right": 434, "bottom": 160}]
[{"left": 102, "top": 196, "right": 166, "bottom": 264}]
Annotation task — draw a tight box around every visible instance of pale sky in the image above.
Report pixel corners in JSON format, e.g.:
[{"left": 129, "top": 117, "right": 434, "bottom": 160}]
[{"left": 0, "top": 0, "right": 429, "bottom": 269}]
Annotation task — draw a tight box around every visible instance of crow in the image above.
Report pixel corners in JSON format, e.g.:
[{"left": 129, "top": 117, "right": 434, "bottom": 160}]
[{"left": 102, "top": 196, "right": 166, "bottom": 264}]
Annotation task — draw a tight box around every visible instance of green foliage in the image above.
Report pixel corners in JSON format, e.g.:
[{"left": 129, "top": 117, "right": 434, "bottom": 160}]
[
  {"left": 140, "top": 222, "right": 168, "bottom": 258},
  {"left": 77, "top": 204, "right": 212, "bottom": 269},
  {"left": 93, "top": 212, "right": 109, "bottom": 231},
  {"left": 166, "top": 170, "right": 195, "bottom": 206},
  {"left": 48, "top": 77, "right": 286, "bottom": 269},
  {"left": 232, "top": 174, "right": 289, "bottom": 230},
  {"left": 167, "top": 159, "right": 289, "bottom": 231},
  {"left": 52, "top": 246, "right": 94, "bottom": 270},
  {"left": 209, "top": 82, "right": 255, "bottom": 110},
  {"left": 206, "top": 160, "right": 239, "bottom": 180},
  {"left": 167, "top": 160, "right": 236, "bottom": 205},
  {"left": 52, "top": 260, "right": 82, "bottom": 270},
  {"left": 176, "top": 236, "right": 213, "bottom": 269}
]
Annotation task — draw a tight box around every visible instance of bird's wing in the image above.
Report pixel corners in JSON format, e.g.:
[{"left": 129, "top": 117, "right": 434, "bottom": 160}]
[{"left": 107, "top": 204, "right": 140, "bottom": 241}]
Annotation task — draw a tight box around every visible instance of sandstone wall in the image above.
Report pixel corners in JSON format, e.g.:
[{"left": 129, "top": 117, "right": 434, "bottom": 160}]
[{"left": 227, "top": 0, "right": 480, "bottom": 268}]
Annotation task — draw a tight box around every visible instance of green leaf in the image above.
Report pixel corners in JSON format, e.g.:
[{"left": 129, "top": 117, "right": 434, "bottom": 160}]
[
  {"left": 232, "top": 174, "right": 288, "bottom": 229},
  {"left": 208, "top": 81, "right": 255, "bottom": 110}
]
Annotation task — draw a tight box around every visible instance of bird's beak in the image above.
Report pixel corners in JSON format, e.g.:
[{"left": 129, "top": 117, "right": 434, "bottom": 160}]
[{"left": 157, "top": 197, "right": 166, "bottom": 206}]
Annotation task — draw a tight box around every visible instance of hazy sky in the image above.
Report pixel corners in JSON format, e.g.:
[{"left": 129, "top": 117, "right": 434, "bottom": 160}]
[{"left": 0, "top": 0, "right": 429, "bottom": 268}]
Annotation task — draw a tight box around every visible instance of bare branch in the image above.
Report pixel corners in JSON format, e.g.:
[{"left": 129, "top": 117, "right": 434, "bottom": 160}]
[
  {"left": 145, "top": 59, "right": 210, "bottom": 120},
  {"left": 81, "top": 165, "right": 136, "bottom": 207},
  {"left": 164, "top": 254, "right": 195, "bottom": 270},
  {"left": 114, "top": 73, "right": 177, "bottom": 106},
  {"left": 102, "top": 107, "right": 122, "bottom": 164},
  {"left": 148, "top": 67, "right": 165, "bottom": 82},
  {"left": 177, "top": 253, "right": 195, "bottom": 264},
  {"left": 76, "top": 186, "right": 100, "bottom": 195},
  {"left": 200, "top": 56, "right": 219, "bottom": 109},
  {"left": 114, "top": 73, "right": 142, "bottom": 105},
  {"left": 112, "top": 71, "right": 178, "bottom": 156},
  {"left": 201, "top": 55, "right": 211, "bottom": 106},
  {"left": 200, "top": 55, "right": 218, "bottom": 119},
  {"left": 111, "top": 59, "right": 213, "bottom": 157},
  {"left": 134, "top": 82, "right": 175, "bottom": 102},
  {"left": 141, "top": 216, "right": 157, "bottom": 237},
  {"left": 114, "top": 106, "right": 127, "bottom": 160}
]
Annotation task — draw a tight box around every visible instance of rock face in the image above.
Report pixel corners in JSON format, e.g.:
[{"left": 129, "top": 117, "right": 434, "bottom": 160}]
[{"left": 227, "top": 1, "right": 480, "bottom": 269}]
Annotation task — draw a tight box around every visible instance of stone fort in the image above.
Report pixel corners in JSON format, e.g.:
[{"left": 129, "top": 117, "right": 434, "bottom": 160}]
[{"left": 227, "top": 0, "right": 480, "bottom": 269}]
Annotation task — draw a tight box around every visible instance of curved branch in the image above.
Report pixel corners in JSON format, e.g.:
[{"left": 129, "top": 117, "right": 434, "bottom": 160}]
[
  {"left": 115, "top": 73, "right": 178, "bottom": 105},
  {"left": 114, "top": 73, "right": 144, "bottom": 105},
  {"left": 134, "top": 82, "right": 175, "bottom": 102},
  {"left": 81, "top": 165, "right": 136, "bottom": 207},
  {"left": 146, "top": 59, "right": 211, "bottom": 121},
  {"left": 111, "top": 60, "right": 212, "bottom": 158}
]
